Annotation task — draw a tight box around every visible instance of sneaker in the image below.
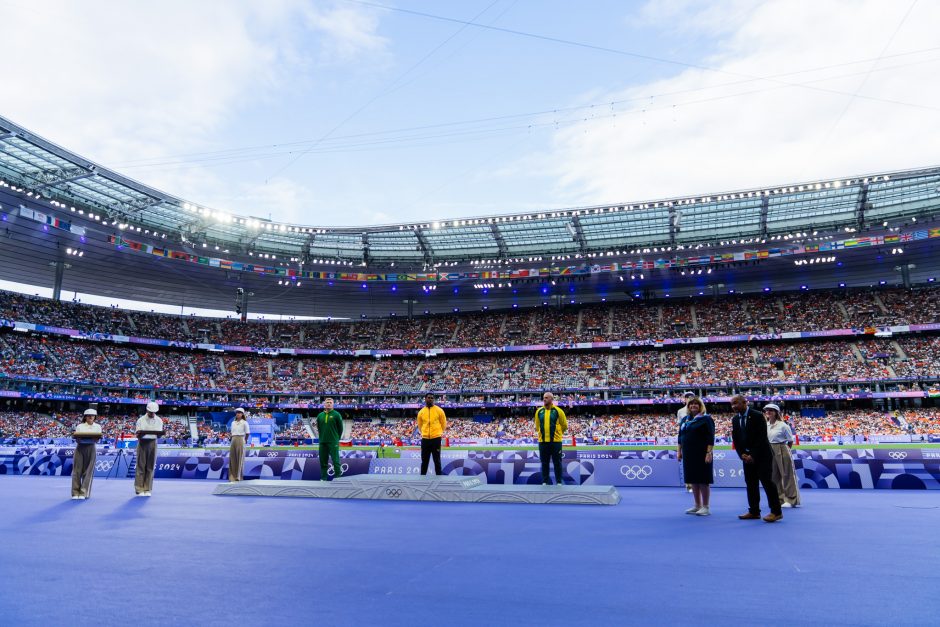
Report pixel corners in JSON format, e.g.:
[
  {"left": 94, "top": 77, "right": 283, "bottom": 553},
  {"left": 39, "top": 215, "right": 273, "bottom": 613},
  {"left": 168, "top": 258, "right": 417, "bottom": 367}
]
[
  {"left": 763, "top": 513, "right": 783, "bottom": 523},
  {"left": 685, "top": 506, "right": 702, "bottom": 515},
  {"left": 695, "top": 506, "right": 711, "bottom": 516},
  {"left": 77, "top": 496, "right": 86, "bottom": 500},
  {"left": 71, "top": 496, "right": 80, "bottom": 500},
  {"left": 781, "top": 502, "right": 793, "bottom": 508},
  {"left": 143, "top": 492, "right": 152, "bottom": 497}
]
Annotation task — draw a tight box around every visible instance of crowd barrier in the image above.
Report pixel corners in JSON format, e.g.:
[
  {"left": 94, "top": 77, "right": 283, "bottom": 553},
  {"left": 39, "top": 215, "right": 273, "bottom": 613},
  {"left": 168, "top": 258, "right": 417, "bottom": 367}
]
[{"left": 1, "top": 446, "right": 938, "bottom": 489}]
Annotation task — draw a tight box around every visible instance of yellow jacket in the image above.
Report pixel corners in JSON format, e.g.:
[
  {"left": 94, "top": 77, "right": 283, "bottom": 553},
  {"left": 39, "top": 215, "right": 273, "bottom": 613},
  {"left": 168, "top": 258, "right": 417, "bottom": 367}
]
[
  {"left": 417, "top": 405, "right": 447, "bottom": 439},
  {"left": 534, "top": 405, "right": 568, "bottom": 443}
]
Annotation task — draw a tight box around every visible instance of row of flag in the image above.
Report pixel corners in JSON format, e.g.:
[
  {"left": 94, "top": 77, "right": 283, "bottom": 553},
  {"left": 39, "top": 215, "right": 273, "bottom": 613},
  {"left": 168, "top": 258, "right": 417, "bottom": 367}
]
[
  {"left": 19, "top": 206, "right": 86, "bottom": 237},
  {"left": 108, "top": 226, "right": 940, "bottom": 283}
]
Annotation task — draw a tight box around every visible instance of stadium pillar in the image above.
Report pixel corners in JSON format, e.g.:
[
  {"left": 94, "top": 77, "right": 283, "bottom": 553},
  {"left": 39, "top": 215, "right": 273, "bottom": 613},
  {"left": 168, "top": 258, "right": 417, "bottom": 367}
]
[
  {"left": 52, "top": 259, "right": 65, "bottom": 301},
  {"left": 899, "top": 264, "right": 911, "bottom": 289}
]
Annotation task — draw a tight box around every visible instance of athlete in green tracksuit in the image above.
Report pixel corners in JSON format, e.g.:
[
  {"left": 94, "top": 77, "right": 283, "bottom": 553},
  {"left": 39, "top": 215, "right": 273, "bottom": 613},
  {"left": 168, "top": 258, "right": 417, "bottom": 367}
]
[{"left": 316, "top": 398, "right": 344, "bottom": 481}]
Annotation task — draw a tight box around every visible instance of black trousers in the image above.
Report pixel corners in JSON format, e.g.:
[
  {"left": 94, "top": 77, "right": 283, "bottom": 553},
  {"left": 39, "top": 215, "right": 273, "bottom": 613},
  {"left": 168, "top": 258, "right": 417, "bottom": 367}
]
[
  {"left": 538, "top": 442, "right": 564, "bottom": 485},
  {"left": 743, "top": 457, "right": 781, "bottom": 515},
  {"left": 420, "top": 437, "right": 443, "bottom": 475}
]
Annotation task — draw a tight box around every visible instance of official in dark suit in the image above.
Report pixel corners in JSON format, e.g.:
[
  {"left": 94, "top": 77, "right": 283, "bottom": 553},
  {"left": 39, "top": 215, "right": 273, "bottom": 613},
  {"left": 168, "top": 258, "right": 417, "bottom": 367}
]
[{"left": 730, "top": 395, "right": 782, "bottom": 522}]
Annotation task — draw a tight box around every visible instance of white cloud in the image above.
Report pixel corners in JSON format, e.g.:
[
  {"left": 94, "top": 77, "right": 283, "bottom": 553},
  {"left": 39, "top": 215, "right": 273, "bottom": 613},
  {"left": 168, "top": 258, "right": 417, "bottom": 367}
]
[
  {"left": 0, "top": 0, "right": 387, "bottom": 189},
  {"left": 542, "top": 0, "right": 940, "bottom": 204},
  {"left": 302, "top": 4, "right": 390, "bottom": 63}
]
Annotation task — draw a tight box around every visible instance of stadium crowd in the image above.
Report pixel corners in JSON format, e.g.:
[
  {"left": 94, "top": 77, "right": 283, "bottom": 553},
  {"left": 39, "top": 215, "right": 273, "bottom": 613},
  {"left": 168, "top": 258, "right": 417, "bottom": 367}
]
[
  {"left": 2, "top": 333, "right": 939, "bottom": 396},
  {"left": 2, "top": 286, "right": 938, "bottom": 350},
  {"left": 344, "top": 408, "right": 939, "bottom": 443},
  {"left": 2, "top": 408, "right": 937, "bottom": 444}
]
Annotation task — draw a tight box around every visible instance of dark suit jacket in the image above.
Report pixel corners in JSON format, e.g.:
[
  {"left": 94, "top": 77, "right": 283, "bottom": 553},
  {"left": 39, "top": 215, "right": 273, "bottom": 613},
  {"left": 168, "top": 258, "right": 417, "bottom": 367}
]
[{"left": 731, "top": 407, "right": 773, "bottom": 462}]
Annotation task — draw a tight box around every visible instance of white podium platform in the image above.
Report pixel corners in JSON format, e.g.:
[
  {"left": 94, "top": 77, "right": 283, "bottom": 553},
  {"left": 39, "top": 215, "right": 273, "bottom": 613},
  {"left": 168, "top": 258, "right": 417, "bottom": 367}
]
[{"left": 213, "top": 475, "right": 620, "bottom": 505}]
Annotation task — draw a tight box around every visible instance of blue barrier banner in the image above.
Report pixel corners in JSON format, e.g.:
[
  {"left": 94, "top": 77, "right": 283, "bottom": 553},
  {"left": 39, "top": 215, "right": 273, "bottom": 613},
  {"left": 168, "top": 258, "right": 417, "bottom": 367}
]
[{"left": 1, "top": 447, "right": 938, "bottom": 489}]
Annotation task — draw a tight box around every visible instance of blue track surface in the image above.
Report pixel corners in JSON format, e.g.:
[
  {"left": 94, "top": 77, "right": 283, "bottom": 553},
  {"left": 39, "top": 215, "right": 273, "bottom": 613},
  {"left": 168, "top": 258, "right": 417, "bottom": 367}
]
[{"left": 1, "top": 477, "right": 938, "bottom": 626}]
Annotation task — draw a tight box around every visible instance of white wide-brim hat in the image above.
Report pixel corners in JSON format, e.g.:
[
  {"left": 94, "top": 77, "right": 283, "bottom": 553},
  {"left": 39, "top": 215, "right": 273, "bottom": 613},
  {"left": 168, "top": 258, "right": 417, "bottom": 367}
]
[
  {"left": 83, "top": 408, "right": 98, "bottom": 416},
  {"left": 763, "top": 403, "right": 781, "bottom": 414},
  {"left": 234, "top": 408, "right": 246, "bottom": 415},
  {"left": 146, "top": 401, "right": 160, "bottom": 413}
]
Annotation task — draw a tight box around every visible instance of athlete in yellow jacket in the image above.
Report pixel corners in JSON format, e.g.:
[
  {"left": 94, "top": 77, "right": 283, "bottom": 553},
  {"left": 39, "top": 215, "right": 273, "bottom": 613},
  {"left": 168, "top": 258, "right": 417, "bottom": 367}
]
[
  {"left": 417, "top": 393, "right": 447, "bottom": 475},
  {"left": 534, "top": 392, "right": 568, "bottom": 485}
]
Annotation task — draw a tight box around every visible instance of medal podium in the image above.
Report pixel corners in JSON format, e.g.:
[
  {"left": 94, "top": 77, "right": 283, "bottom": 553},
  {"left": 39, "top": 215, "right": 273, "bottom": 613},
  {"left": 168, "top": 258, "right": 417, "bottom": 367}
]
[{"left": 214, "top": 474, "right": 620, "bottom": 505}]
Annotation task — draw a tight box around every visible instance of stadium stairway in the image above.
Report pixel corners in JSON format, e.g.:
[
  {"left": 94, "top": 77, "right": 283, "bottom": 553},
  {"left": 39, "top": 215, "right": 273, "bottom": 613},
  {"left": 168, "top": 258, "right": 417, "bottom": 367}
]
[
  {"left": 187, "top": 416, "right": 199, "bottom": 440},
  {"left": 301, "top": 417, "right": 315, "bottom": 439},
  {"left": 872, "top": 292, "right": 890, "bottom": 314},
  {"left": 850, "top": 344, "right": 866, "bottom": 363},
  {"left": 835, "top": 301, "right": 851, "bottom": 322},
  {"left": 891, "top": 340, "right": 909, "bottom": 359}
]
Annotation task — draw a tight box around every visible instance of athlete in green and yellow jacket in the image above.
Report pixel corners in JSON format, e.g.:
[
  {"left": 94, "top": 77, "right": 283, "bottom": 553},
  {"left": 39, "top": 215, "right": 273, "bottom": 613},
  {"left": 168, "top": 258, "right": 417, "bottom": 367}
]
[
  {"left": 316, "top": 398, "right": 344, "bottom": 480},
  {"left": 534, "top": 392, "right": 568, "bottom": 485}
]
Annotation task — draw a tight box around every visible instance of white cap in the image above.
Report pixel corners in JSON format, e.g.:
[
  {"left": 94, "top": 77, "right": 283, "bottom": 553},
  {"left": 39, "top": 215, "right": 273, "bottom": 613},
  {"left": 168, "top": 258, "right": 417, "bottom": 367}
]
[
  {"left": 83, "top": 408, "right": 98, "bottom": 416},
  {"left": 234, "top": 408, "right": 246, "bottom": 415},
  {"left": 682, "top": 391, "right": 696, "bottom": 398},
  {"left": 146, "top": 401, "right": 160, "bottom": 413},
  {"left": 763, "top": 403, "right": 781, "bottom": 414}
]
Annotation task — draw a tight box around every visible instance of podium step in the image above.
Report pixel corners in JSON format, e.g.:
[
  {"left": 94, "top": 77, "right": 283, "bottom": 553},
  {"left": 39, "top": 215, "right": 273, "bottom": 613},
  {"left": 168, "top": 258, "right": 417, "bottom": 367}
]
[{"left": 213, "top": 475, "right": 620, "bottom": 505}]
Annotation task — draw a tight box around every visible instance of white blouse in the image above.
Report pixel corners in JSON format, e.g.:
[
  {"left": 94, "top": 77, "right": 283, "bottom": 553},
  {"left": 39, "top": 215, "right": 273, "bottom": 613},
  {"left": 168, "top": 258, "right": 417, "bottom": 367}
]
[
  {"left": 74, "top": 423, "right": 102, "bottom": 434},
  {"left": 231, "top": 420, "right": 251, "bottom": 437},
  {"left": 767, "top": 420, "right": 794, "bottom": 444}
]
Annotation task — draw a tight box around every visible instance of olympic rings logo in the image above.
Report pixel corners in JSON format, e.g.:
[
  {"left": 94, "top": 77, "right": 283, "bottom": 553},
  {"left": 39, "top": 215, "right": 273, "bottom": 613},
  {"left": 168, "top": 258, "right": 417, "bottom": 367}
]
[
  {"left": 327, "top": 463, "right": 350, "bottom": 476},
  {"left": 94, "top": 461, "right": 114, "bottom": 471},
  {"left": 713, "top": 452, "right": 726, "bottom": 459},
  {"left": 620, "top": 465, "right": 653, "bottom": 480},
  {"left": 385, "top": 488, "right": 402, "bottom": 497},
  {"left": 888, "top": 452, "right": 908, "bottom": 459}
]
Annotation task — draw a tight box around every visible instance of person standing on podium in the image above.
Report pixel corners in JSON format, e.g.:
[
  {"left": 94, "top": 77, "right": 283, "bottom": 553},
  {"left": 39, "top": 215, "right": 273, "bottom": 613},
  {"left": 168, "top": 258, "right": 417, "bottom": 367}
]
[
  {"left": 134, "top": 401, "right": 164, "bottom": 497},
  {"left": 228, "top": 408, "right": 251, "bottom": 482},
  {"left": 71, "top": 408, "right": 102, "bottom": 500},
  {"left": 535, "top": 392, "right": 568, "bottom": 485},
  {"left": 316, "top": 398, "right": 344, "bottom": 481},
  {"left": 417, "top": 393, "right": 447, "bottom": 475}
]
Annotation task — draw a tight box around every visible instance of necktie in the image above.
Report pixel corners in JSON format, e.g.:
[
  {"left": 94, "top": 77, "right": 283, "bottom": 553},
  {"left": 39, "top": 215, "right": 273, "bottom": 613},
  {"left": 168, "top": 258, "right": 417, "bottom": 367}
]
[{"left": 740, "top": 414, "right": 748, "bottom": 448}]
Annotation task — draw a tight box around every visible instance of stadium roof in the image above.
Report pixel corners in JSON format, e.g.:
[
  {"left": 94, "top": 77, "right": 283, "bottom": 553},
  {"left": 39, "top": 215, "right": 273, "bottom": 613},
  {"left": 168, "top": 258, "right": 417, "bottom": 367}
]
[{"left": 1, "top": 114, "right": 939, "bottom": 269}]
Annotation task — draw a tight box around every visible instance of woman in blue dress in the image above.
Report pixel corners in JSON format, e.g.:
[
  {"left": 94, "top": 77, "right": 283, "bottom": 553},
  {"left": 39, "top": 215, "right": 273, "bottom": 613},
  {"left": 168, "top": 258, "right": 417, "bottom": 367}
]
[{"left": 677, "top": 397, "right": 715, "bottom": 516}]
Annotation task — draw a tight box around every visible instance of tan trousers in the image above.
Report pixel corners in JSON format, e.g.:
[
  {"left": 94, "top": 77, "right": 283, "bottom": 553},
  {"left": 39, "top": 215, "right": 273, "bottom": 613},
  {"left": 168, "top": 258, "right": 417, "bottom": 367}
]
[
  {"left": 135, "top": 439, "right": 157, "bottom": 494},
  {"left": 229, "top": 436, "right": 245, "bottom": 481},
  {"left": 770, "top": 442, "right": 801, "bottom": 506},
  {"left": 71, "top": 444, "right": 96, "bottom": 497}
]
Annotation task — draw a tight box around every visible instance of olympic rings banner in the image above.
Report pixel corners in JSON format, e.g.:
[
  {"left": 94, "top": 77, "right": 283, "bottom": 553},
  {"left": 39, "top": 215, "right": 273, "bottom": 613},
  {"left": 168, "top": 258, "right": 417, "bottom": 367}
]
[{"left": 2, "top": 446, "right": 939, "bottom": 489}]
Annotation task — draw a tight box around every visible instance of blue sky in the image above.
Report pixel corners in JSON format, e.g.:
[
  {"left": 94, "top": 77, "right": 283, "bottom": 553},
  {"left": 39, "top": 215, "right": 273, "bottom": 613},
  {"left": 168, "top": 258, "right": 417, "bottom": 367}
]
[{"left": 2, "top": 0, "right": 939, "bottom": 232}]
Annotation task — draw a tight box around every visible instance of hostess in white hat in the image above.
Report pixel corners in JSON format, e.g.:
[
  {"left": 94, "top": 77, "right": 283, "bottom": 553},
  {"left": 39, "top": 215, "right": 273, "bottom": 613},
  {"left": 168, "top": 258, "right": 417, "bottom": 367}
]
[{"left": 146, "top": 401, "right": 160, "bottom": 413}]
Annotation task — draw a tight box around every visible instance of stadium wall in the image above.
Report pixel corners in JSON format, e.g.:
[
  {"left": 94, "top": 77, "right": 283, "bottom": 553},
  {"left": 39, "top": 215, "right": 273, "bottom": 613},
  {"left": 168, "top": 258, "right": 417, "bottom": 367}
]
[{"left": 2, "top": 446, "right": 938, "bottom": 490}]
